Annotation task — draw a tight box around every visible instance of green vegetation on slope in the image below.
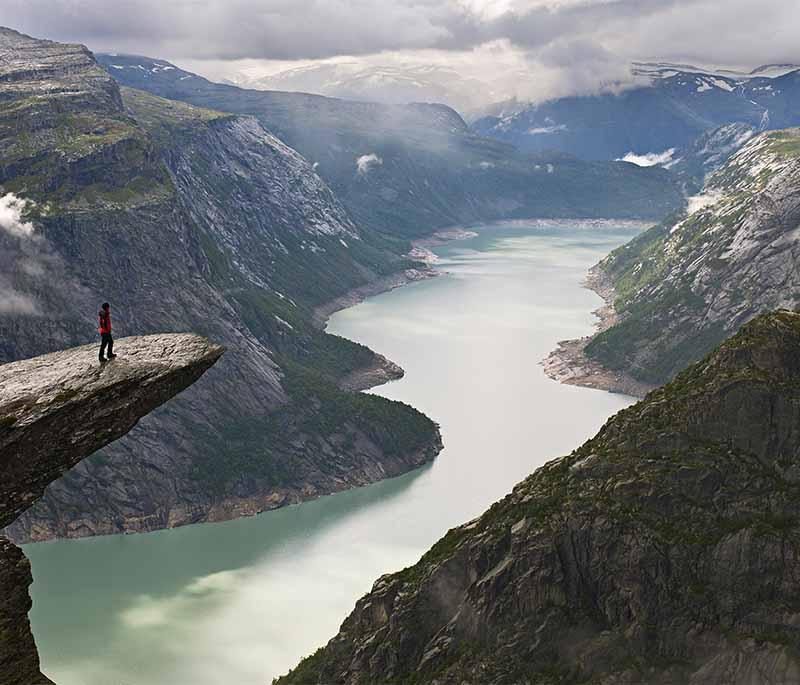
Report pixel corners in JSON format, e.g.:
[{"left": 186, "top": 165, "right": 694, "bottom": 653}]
[
  {"left": 1, "top": 27, "right": 442, "bottom": 542},
  {"left": 191, "top": 361, "right": 439, "bottom": 492},
  {"left": 584, "top": 129, "right": 800, "bottom": 386},
  {"left": 280, "top": 311, "right": 800, "bottom": 685}
]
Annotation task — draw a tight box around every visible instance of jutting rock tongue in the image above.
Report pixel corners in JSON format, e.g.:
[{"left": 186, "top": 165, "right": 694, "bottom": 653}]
[{"left": 0, "top": 333, "right": 223, "bottom": 685}]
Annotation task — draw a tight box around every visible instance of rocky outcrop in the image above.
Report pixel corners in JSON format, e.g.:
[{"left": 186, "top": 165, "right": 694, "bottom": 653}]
[
  {"left": 280, "top": 311, "right": 800, "bottom": 684},
  {"left": 578, "top": 128, "right": 800, "bottom": 389},
  {"left": 0, "top": 539, "right": 50, "bottom": 685},
  {"left": 0, "top": 27, "right": 442, "bottom": 543},
  {"left": 0, "top": 333, "right": 221, "bottom": 685}
]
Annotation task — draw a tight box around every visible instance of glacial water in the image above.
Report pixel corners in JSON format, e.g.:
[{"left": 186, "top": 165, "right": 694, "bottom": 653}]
[{"left": 25, "top": 221, "right": 637, "bottom": 684}]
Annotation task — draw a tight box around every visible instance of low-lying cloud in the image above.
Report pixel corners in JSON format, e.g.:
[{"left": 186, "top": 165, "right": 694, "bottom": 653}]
[
  {"left": 356, "top": 153, "right": 383, "bottom": 175},
  {"left": 0, "top": 192, "right": 44, "bottom": 316},
  {"left": 0, "top": 282, "right": 39, "bottom": 315},
  {"left": 0, "top": 193, "right": 36, "bottom": 239},
  {"left": 618, "top": 148, "right": 676, "bottom": 167}
]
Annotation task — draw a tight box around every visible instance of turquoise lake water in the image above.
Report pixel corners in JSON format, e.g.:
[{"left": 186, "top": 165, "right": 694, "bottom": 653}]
[{"left": 26, "top": 222, "right": 637, "bottom": 684}]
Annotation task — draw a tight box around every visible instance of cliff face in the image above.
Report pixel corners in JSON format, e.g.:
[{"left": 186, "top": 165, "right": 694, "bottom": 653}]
[
  {"left": 0, "top": 27, "right": 441, "bottom": 543},
  {"left": 0, "top": 333, "right": 222, "bottom": 685},
  {"left": 281, "top": 311, "right": 800, "bottom": 685},
  {"left": 583, "top": 128, "right": 800, "bottom": 388}
]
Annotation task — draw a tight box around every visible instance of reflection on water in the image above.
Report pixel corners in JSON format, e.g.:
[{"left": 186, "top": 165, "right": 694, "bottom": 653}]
[{"left": 26, "top": 222, "right": 637, "bottom": 684}]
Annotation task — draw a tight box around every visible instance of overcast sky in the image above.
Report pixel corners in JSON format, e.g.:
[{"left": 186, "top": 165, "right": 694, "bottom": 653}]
[{"left": 5, "top": 0, "right": 800, "bottom": 104}]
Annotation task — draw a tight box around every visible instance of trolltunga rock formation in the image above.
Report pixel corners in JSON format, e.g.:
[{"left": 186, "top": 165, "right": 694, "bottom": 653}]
[{"left": 0, "top": 333, "right": 222, "bottom": 684}]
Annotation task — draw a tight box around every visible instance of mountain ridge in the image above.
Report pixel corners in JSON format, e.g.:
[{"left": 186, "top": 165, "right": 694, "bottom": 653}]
[
  {"left": 576, "top": 127, "right": 800, "bottom": 390},
  {"left": 0, "top": 27, "right": 442, "bottom": 543},
  {"left": 279, "top": 310, "right": 800, "bottom": 684},
  {"left": 95, "top": 52, "right": 684, "bottom": 239},
  {"left": 473, "top": 65, "right": 800, "bottom": 161}
]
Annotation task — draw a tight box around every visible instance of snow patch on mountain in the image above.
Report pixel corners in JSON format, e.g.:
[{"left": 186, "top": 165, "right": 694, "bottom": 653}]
[{"left": 528, "top": 124, "right": 567, "bottom": 135}]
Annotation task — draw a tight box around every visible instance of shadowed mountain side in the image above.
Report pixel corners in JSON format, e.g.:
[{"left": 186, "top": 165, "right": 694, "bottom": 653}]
[
  {"left": 0, "top": 27, "right": 442, "bottom": 543},
  {"left": 96, "top": 53, "right": 684, "bottom": 239}
]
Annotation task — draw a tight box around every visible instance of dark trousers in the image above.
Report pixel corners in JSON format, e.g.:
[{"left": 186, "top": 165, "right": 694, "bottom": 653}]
[{"left": 100, "top": 332, "right": 114, "bottom": 360}]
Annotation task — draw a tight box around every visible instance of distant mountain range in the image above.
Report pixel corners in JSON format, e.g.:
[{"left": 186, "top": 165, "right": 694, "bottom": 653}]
[
  {"left": 95, "top": 53, "right": 682, "bottom": 240},
  {"left": 189, "top": 57, "right": 800, "bottom": 170},
  {"left": 472, "top": 63, "right": 800, "bottom": 160},
  {"left": 221, "top": 61, "right": 497, "bottom": 113}
]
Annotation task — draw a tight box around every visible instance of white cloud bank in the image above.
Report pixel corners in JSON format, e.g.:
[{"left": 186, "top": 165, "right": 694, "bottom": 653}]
[
  {"left": 6, "top": 0, "right": 800, "bottom": 107},
  {"left": 618, "top": 148, "right": 676, "bottom": 167},
  {"left": 0, "top": 192, "right": 43, "bottom": 315},
  {"left": 0, "top": 193, "right": 36, "bottom": 239}
]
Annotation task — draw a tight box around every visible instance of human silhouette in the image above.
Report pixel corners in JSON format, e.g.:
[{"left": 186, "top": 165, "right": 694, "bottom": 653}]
[{"left": 98, "top": 302, "right": 116, "bottom": 362}]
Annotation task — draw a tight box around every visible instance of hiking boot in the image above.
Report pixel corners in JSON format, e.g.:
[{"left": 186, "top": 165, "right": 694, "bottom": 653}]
[
  {"left": 99, "top": 357, "right": 108, "bottom": 363},
  {"left": 107, "top": 353, "right": 117, "bottom": 359}
]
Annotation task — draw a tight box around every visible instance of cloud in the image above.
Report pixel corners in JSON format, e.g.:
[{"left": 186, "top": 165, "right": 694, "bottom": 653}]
[
  {"left": 4, "top": 0, "right": 800, "bottom": 105},
  {"left": 0, "top": 282, "right": 40, "bottom": 315},
  {"left": 618, "top": 148, "right": 676, "bottom": 167},
  {"left": 356, "top": 153, "right": 383, "bottom": 175},
  {"left": 0, "top": 193, "right": 36, "bottom": 239},
  {"left": 0, "top": 192, "right": 48, "bottom": 316},
  {"left": 686, "top": 190, "right": 723, "bottom": 214},
  {"left": 528, "top": 124, "right": 567, "bottom": 135}
]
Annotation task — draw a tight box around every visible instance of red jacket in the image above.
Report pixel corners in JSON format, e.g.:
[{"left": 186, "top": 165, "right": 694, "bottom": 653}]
[{"left": 98, "top": 310, "right": 112, "bottom": 334}]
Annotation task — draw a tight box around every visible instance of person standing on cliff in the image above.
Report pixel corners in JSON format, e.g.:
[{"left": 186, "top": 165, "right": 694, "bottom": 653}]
[{"left": 98, "top": 302, "right": 116, "bottom": 363}]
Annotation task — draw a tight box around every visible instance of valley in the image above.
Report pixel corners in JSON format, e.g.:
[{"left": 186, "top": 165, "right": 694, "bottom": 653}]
[
  {"left": 24, "top": 222, "right": 635, "bottom": 684},
  {"left": 2, "top": 12, "right": 800, "bottom": 685}
]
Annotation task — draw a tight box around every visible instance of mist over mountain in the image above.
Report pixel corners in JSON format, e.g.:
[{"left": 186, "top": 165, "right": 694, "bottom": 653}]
[
  {"left": 96, "top": 53, "right": 682, "bottom": 240},
  {"left": 473, "top": 63, "right": 800, "bottom": 160},
  {"left": 222, "top": 61, "right": 494, "bottom": 113}
]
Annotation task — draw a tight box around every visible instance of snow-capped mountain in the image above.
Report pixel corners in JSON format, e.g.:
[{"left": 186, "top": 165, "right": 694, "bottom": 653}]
[
  {"left": 473, "top": 63, "right": 800, "bottom": 160},
  {"left": 223, "top": 61, "right": 495, "bottom": 112},
  {"left": 632, "top": 61, "right": 800, "bottom": 81}
]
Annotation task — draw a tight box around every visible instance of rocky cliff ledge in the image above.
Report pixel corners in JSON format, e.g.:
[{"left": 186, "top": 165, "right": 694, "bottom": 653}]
[
  {"left": 280, "top": 311, "right": 800, "bottom": 685},
  {"left": 0, "top": 334, "right": 222, "bottom": 684}
]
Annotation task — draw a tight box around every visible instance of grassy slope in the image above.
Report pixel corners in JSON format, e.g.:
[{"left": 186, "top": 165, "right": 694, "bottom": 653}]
[{"left": 584, "top": 129, "right": 800, "bottom": 385}]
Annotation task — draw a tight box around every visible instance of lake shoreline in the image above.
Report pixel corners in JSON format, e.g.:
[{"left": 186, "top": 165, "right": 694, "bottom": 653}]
[
  {"left": 316, "top": 219, "right": 653, "bottom": 395},
  {"left": 27, "top": 222, "right": 638, "bottom": 685},
  {"left": 313, "top": 228, "right": 479, "bottom": 392},
  {"left": 541, "top": 264, "right": 655, "bottom": 398}
]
